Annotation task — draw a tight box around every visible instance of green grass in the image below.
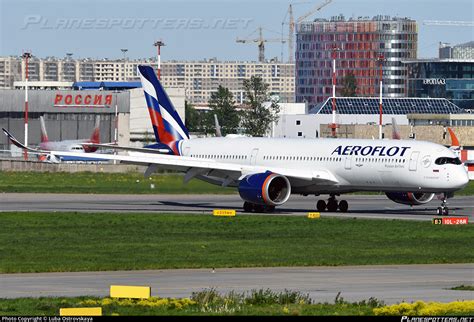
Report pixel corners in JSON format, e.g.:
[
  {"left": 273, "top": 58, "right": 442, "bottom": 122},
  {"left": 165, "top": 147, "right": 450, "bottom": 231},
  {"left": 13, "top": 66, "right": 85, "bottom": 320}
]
[
  {"left": 451, "top": 285, "right": 474, "bottom": 291},
  {"left": 0, "top": 171, "right": 473, "bottom": 195},
  {"left": 0, "top": 293, "right": 381, "bottom": 316},
  {"left": 0, "top": 171, "right": 234, "bottom": 194},
  {"left": 0, "top": 212, "right": 472, "bottom": 273}
]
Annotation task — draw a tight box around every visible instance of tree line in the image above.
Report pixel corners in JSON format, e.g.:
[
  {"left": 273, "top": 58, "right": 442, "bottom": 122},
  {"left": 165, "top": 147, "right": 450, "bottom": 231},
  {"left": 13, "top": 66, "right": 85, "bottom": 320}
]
[
  {"left": 185, "top": 76, "right": 280, "bottom": 137},
  {"left": 185, "top": 73, "right": 358, "bottom": 137}
]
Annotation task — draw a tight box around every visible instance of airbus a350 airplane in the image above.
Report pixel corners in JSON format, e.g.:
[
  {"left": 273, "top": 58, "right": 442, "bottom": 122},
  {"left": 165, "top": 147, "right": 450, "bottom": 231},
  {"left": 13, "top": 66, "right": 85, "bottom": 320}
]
[{"left": 4, "top": 66, "right": 469, "bottom": 216}]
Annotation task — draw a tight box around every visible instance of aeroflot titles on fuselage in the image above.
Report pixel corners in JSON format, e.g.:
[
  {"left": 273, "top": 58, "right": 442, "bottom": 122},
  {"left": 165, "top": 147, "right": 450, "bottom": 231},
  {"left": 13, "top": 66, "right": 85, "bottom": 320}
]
[{"left": 331, "top": 145, "right": 411, "bottom": 157}]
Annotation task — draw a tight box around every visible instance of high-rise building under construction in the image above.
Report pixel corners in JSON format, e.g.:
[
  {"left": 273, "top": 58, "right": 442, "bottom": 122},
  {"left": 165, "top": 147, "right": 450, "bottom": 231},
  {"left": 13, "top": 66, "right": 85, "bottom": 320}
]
[{"left": 296, "top": 15, "right": 417, "bottom": 110}]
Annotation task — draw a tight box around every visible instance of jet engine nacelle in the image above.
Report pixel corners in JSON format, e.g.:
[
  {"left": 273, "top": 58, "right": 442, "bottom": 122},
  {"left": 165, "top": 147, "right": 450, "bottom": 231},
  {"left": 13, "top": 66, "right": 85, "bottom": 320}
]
[
  {"left": 385, "top": 192, "right": 435, "bottom": 206},
  {"left": 238, "top": 171, "right": 291, "bottom": 206}
]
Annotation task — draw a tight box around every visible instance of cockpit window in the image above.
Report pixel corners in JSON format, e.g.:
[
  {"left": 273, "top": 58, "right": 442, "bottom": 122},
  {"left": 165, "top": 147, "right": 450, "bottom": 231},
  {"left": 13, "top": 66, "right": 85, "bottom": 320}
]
[{"left": 435, "top": 157, "right": 462, "bottom": 165}]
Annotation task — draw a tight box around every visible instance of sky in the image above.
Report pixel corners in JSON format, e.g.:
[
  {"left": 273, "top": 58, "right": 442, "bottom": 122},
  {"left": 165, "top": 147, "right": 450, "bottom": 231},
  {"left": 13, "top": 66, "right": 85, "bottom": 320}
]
[{"left": 0, "top": 0, "right": 472, "bottom": 61}]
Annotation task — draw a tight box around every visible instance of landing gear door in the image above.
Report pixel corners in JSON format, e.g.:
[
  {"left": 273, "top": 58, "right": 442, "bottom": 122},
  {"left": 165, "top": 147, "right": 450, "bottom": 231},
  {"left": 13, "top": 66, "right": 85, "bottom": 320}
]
[
  {"left": 250, "top": 148, "right": 259, "bottom": 165},
  {"left": 409, "top": 151, "right": 420, "bottom": 171},
  {"left": 344, "top": 156, "right": 352, "bottom": 170}
]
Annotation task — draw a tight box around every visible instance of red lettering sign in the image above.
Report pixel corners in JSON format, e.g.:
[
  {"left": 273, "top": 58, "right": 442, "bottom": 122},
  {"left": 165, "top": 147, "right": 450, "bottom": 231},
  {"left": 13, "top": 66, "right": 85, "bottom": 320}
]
[
  {"left": 442, "top": 217, "right": 469, "bottom": 225},
  {"left": 94, "top": 95, "right": 102, "bottom": 105},
  {"left": 53, "top": 93, "right": 111, "bottom": 108},
  {"left": 54, "top": 94, "right": 63, "bottom": 105}
]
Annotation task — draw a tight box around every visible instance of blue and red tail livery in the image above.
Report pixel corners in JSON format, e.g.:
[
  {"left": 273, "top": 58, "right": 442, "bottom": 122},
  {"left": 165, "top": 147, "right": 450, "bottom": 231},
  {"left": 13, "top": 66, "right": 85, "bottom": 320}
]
[{"left": 138, "top": 65, "right": 189, "bottom": 155}]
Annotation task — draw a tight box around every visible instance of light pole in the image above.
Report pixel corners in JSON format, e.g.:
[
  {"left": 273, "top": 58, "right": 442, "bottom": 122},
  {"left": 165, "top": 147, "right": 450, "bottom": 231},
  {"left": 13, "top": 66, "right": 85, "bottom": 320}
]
[
  {"left": 22, "top": 52, "right": 32, "bottom": 160},
  {"left": 376, "top": 54, "right": 385, "bottom": 140},
  {"left": 153, "top": 40, "right": 165, "bottom": 80},
  {"left": 329, "top": 46, "right": 340, "bottom": 138},
  {"left": 121, "top": 49, "right": 128, "bottom": 81}
]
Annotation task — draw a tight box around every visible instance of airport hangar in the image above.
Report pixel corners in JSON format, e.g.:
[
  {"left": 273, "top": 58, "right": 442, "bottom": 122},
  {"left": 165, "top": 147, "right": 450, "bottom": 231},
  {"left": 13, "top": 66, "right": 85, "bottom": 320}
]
[{"left": 0, "top": 81, "right": 185, "bottom": 152}]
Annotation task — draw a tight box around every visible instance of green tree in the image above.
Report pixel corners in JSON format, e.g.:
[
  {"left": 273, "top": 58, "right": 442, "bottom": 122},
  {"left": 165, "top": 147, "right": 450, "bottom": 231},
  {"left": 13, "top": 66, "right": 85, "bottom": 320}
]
[
  {"left": 204, "top": 86, "right": 240, "bottom": 136},
  {"left": 241, "top": 76, "right": 280, "bottom": 137},
  {"left": 184, "top": 101, "right": 202, "bottom": 132},
  {"left": 341, "top": 72, "right": 357, "bottom": 97}
]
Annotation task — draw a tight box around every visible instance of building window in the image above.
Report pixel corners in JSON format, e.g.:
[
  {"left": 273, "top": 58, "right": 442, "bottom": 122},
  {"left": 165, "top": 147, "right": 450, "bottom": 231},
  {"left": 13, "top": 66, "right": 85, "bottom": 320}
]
[
  {"left": 298, "top": 132, "right": 303, "bottom": 137},
  {"left": 296, "top": 120, "right": 301, "bottom": 125}
]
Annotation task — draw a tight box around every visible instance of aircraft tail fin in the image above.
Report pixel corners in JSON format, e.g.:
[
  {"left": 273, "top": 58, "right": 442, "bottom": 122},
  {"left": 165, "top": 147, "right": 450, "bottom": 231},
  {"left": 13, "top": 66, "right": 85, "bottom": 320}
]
[
  {"left": 90, "top": 115, "right": 100, "bottom": 144},
  {"left": 137, "top": 65, "right": 189, "bottom": 154},
  {"left": 39, "top": 116, "right": 49, "bottom": 143},
  {"left": 448, "top": 127, "right": 460, "bottom": 147},
  {"left": 391, "top": 117, "right": 401, "bottom": 140}
]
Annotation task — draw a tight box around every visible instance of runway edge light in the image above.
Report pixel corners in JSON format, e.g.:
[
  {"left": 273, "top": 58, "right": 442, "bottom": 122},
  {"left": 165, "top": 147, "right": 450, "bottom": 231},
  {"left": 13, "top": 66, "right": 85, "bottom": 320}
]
[
  {"left": 60, "top": 307, "right": 102, "bottom": 316},
  {"left": 308, "top": 212, "right": 321, "bottom": 219},
  {"left": 110, "top": 285, "right": 151, "bottom": 299},
  {"left": 213, "top": 209, "right": 236, "bottom": 217}
]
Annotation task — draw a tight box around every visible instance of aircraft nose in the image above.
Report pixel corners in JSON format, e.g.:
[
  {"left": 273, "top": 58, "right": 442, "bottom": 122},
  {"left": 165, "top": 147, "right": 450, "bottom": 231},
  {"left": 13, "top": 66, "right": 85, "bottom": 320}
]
[{"left": 457, "top": 168, "right": 470, "bottom": 189}]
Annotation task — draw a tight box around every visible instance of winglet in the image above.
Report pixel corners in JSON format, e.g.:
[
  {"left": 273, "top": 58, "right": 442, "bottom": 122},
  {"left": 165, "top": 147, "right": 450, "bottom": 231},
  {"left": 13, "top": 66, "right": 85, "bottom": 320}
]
[
  {"left": 214, "top": 114, "right": 222, "bottom": 137},
  {"left": 2, "top": 128, "right": 39, "bottom": 152},
  {"left": 447, "top": 127, "right": 460, "bottom": 147}
]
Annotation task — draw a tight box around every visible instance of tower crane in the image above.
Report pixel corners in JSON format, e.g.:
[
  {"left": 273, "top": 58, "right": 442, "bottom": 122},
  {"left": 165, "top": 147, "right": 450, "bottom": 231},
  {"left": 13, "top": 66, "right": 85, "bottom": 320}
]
[
  {"left": 282, "top": 2, "right": 310, "bottom": 63},
  {"left": 280, "top": 1, "right": 332, "bottom": 63},
  {"left": 297, "top": 0, "right": 332, "bottom": 24},
  {"left": 236, "top": 27, "right": 286, "bottom": 63}
]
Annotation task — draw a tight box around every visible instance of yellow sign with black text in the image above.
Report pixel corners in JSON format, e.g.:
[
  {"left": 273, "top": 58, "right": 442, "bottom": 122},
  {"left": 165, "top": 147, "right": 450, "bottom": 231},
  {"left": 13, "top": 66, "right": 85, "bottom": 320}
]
[{"left": 213, "top": 209, "right": 236, "bottom": 217}]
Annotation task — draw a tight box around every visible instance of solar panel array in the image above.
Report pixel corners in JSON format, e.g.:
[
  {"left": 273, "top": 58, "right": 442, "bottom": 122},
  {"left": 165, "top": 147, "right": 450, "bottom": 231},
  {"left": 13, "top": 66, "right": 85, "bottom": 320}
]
[{"left": 314, "top": 97, "right": 465, "bottom": 115}]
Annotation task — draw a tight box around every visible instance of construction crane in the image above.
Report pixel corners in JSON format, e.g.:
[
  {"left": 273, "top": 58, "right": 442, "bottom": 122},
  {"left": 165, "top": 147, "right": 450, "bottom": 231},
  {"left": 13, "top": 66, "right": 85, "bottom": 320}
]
[
  {"left": 279, "top": 0, "right": 332, "bottom": 62},
  {"left": 297, "top": 0, "right": 332, "bottom": 24},
  {"left": 423, "top": 20, "right": 474, "bottom": 27},
  {"left": 282, "top": 2, "right": 310, "bottom": 63},
  {"left": 236, "top": 27, "right": 286, "bottom": 63}
]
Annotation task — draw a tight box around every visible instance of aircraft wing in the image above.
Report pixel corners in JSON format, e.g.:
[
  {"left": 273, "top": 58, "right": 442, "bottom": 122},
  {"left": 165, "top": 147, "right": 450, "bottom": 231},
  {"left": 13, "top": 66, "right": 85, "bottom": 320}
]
[
  {"left": 3, "top": 128, "right": 338, "bottom": 186},
  {"left": 82, "top": 143, "right": 171, "bottom": 154},
  {"left": 47, "top": 150, "right": 338, "bottom": 184}
]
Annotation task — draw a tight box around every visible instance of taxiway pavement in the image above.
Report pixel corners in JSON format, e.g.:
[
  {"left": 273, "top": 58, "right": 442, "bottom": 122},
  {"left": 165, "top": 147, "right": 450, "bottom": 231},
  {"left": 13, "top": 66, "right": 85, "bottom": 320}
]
[
  {"left": 0, "top": 193, "right": 473, "bottom": 221},
  {"left": 1, "top": 264, "right": 472, "bottom": 304}
]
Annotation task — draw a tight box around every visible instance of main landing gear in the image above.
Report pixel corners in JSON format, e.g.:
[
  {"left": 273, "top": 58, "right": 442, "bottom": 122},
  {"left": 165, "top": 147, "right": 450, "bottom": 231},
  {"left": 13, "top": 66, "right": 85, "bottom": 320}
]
[
  {"left": 243, "top": 201, "right": 275, "bottom": 213},
  {"left": 316, "top": 195, "right": 349, "bottom": 213},
  {"left": 437, "top": 195, "right": 449, "bottom": 216}
]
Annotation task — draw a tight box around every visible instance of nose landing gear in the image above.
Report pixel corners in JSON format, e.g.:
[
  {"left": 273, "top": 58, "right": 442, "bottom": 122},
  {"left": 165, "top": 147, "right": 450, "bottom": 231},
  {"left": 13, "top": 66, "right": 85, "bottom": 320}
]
[{"left": 437, "top": 195, "right": 449, "bottom": 216}]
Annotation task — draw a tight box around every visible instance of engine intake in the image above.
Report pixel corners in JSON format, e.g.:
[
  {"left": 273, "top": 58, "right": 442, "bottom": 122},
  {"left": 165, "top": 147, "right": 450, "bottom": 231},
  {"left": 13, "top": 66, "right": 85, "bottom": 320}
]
[
  {"left": 238, "top": 171, "right": 291, "bottom": 206},
  {"left": 385, "top": 192, "right": 435, "bottom": 206}
]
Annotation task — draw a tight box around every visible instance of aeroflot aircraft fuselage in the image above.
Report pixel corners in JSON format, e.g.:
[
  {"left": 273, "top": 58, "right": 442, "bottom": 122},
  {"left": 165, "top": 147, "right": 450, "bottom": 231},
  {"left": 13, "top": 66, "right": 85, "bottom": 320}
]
[{"left": 177, "top": 137, "right": 468, "bottom": 194}]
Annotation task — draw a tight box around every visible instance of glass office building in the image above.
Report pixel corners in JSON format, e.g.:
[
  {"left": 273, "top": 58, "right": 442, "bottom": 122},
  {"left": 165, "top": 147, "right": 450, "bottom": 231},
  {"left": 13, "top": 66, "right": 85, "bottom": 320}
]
[
  {"left": 296, "top": 15, "right": 417, "bottom": 111},
  {"left": 404, "top": 59, "right": 474, "bottom": 110}
]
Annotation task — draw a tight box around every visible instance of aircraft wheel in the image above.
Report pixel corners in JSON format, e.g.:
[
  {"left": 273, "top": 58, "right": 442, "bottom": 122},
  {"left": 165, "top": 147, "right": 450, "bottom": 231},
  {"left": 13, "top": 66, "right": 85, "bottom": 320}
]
[
  {"left": 316, "top": 200, "right": 326, "bottom": 212},
  {"left": 265, "top": 205, "right": 276, "bottom": 213},
  {"left": 253, "top": 204, "right": 265, "bottom": 213},
  {"left": 442, "top": 207, "right": 449, "bottom": 216},
  {"left": 327, "top": 200, "right": 338, "bottom": 212},
  {"left": 338, "top": 200, "right": 348, "bottom": 213},
  {"left": 243, "top": 202, "right": 253, "bottom": 213}
]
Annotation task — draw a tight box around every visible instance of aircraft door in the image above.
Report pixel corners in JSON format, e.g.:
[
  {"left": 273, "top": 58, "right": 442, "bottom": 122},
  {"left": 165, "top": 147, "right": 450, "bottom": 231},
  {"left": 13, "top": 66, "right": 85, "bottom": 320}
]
[
  {"left": 182, "top": 147, "right": 190, "bottom": 157},
  {"left": 250, "top": 148, "right": 259, "bottom": 165},
  {"left": 409, "top": 151, "right": 420, "bottom": 171},
  {"left": 344, "top": 156, "right": 352, "bottom": 170}
]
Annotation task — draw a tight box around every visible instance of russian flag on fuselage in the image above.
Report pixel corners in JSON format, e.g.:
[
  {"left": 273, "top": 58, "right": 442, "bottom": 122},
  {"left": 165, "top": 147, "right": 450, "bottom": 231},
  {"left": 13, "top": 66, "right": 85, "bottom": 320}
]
[{"left": 138, "top": 65, "right": 189, "bottom": 154}]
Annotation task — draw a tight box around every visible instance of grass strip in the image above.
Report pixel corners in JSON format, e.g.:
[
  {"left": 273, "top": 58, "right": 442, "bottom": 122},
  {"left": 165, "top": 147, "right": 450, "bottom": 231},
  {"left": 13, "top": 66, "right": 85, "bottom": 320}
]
[{"left": 0, "top": 212, "right": 472, "bottom": 273}]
